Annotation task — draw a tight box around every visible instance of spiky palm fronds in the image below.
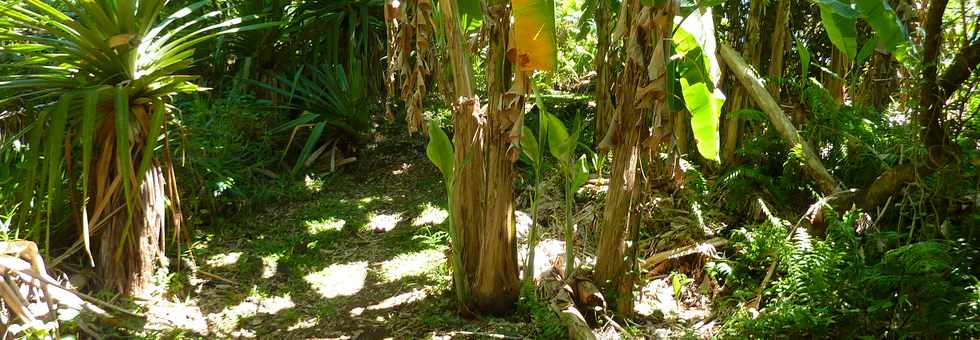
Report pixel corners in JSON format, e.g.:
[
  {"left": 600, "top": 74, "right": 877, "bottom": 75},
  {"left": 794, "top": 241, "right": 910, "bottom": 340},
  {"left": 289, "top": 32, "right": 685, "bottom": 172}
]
[{"left": 0, "top": 0, "right": 274, "bottom": 293}]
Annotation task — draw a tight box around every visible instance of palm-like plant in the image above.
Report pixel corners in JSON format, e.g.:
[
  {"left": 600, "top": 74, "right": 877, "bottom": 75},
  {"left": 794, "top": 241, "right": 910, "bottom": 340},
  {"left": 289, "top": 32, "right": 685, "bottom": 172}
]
[
  {"left": 255, "top": 63, "right": 371, "bottom": 175},
  {"left": 0, "top": 0, "right": 274, "bottom": 294}
]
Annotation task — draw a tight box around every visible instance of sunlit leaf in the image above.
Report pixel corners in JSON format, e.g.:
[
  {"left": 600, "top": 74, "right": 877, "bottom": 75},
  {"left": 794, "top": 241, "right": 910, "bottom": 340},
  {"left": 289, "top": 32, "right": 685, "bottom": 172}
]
[
  {"left": 681, "top": 79, "right": 725, "bottom": 162},
  {"left": 573, "top": 155, "right": 590, "bottom": 190},
  {"left": 426, "top": 120, "right": 454, "bottom": 183},
  {"left": 545, "top": 111, "right": 572, "bottom": 165},
  {"left": 854, "top": 0, "right": 912, "bottom": 60},
  {"left": 674, "top": 8, "right": 721, "bottom": 86},
  {"left": 795, "top": 37, "right": 811, "bottom": 79},
  {"left": 521, "top": 126, "right": 540, "bottom": 167},
  {"left": 814, "top": 0, "right": 858, "bottom": 59},
  {"left": 512, "top": 0, "right": 557, "bottom": 71}
]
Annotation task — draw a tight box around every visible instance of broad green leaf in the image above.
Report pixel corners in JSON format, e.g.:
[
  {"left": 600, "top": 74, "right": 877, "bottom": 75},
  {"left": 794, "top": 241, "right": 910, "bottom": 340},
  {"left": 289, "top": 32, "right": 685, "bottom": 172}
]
[
  {"left": 545, "top": 111, "right": 572, "bottom": 165},
  {"left": 573, "top": 155, "right": 590, "bottom": 190},
  {"left": 854, "top": 0, "right": 911, "bottom": 59},
  {"left": 513, "top": 0, "right": 557, "bottom": 71},
  {"left": 795, "top": 37, "right": 811, "bottom": 79},
  {"left": 856, "top": 36, "right": 878, "bottom": 66},
  {"left": 817, "top": 2, "right": 858, "bottom": 59},
  {"left": 673, "top": 8, "right": 720, "bottom": 86},
  {"left": 811, "top": 0, "right": 859, "bottom": 19},
  {"left": 426, "top": 120, "right": 455, "bottom": 182},
  {"left": 681, "top": 79, "right": 725, "bottom": 162},
  {"left": 520, "top": 126, "right": 540, "bottom": 167}
]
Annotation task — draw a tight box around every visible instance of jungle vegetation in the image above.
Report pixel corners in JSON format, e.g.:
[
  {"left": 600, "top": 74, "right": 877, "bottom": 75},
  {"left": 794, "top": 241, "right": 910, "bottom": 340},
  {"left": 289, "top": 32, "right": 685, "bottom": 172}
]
[{"left": 0, "top": 0, "right": 979, "bottom": 338}]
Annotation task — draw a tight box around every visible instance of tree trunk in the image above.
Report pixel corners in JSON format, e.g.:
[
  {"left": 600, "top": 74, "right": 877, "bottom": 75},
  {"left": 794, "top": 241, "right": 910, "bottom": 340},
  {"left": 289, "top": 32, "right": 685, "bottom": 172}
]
[
  {"left": 766, "top": 0, "right": 791, "bottom": 97},
  {"left": 595, "top": 0, "right": 674, "bottom": 316},
  {"left": 439, "top": 0, "right": 520, "bottom": 314},
  {"left": 826, "top": 49, "right": 850, "bottom": 103},
  {"left": 94, "top": 105, "right": 165, "bottom": 296},
  {"left": 857, "top": 52, "right": 898, "bottom": 110},
  {"left": 860, "top": 0, "right": 980, "bottom": 209},
  {"left": 721, "top": 0, "right": 765, "bottom": 166},
  {"left": 594, "top": 0, "right": 614, "bottom": 149},
  {"left": 471, "top": 0, "right": 521, "bottom": 314},
  {"left": 98, "top": 165, "right": 165, "bottom": 296}
]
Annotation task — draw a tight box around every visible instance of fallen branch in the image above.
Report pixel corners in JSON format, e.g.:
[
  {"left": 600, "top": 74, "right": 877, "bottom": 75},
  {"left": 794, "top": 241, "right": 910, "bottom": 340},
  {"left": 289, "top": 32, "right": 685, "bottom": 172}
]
[
  {"left": 640, "top": 237, "right": 729, "bottom": 270},
  {"left": 718, "top": 43, "right": 842, "bottom": 195}
]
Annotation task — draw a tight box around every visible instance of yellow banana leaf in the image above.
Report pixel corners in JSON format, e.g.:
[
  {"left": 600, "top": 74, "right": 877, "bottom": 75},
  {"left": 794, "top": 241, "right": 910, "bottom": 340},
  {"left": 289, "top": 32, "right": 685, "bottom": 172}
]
[{"left": 512, "top": 0, "right": 557, "bottom": 71}]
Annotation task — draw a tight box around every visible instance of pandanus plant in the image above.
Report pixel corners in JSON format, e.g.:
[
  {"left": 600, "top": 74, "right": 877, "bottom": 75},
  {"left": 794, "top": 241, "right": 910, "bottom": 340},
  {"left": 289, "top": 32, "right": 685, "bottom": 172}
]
[{"left": 0, "top": 0, "right": 274, "bottom": 294}]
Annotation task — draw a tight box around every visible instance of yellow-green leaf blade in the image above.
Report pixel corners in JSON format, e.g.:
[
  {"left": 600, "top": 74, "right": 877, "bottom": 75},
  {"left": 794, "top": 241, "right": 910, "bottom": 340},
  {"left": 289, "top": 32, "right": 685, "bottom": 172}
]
[
  {"left": 681, "top": 79, "right": 725, "bottom": 162},
  {"left": 512, "top": 0, "right": 557, "bottom": 71}
]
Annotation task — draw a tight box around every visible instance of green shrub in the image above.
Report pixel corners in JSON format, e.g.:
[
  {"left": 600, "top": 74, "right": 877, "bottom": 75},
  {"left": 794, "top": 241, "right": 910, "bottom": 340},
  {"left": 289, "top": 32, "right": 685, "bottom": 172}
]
[
  {"left": 714, "top": 211, "right": 980, "bottom": 338},
  {"left": 170, "top": 94, "right": 287, "bottom": 224}
]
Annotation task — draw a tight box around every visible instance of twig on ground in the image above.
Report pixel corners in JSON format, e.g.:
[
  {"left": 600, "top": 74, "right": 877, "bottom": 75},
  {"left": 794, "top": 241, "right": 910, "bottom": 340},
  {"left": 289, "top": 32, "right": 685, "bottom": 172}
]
[{"left": 197, "top": 270, "right": 239, "bottom": 285}]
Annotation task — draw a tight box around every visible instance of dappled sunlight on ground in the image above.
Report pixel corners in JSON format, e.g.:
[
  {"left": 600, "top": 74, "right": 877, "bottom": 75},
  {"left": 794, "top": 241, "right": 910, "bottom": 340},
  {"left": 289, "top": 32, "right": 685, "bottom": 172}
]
[
  {"left": 380, "top": 249, "right": 444, "bottom": 282},
  {"left": 206, "top": 251, "right": 243, "bottom": 267},
  {"left": 305, "top": 261, "right": 368, "bottom": 299},
  {"left": 305, "top": 217, "right": 346, "bottom": 234},
  {"left": 260, "top": 254, "right": 279, "bottom": 279},
  {"left": 412, "top": 203, "right": 449, "bottom": 226},
  {"left": 367, "top": 212, "right": 402, "bottom": 232},
  {"left": 350, "top": 288, "right": 428, "bottom": 317},
  {"left": 132, "top": 134, "right": 535, "bottom": 338}
]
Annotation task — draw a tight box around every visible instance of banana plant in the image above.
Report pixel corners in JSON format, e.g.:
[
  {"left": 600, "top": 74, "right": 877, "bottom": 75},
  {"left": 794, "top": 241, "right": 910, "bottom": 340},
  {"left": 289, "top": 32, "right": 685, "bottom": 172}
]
[
  {"left": 535, "top": 86, "right": 589, "bottom": 278},
  {"left": 424, "top": 119, "right": 469, "bottom": 307},
  {"left": 809, "top": 0, "right": 914, "bottom": 62},
  {"left": 519, "top": 95, "right": 549, "bottom": 288}
]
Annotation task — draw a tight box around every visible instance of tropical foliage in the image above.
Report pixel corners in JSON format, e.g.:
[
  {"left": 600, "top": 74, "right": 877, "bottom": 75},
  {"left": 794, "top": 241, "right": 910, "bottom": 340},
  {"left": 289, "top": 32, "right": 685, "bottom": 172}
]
[{"left": 0, "top": 0, "right": 979, "bottom": 338}]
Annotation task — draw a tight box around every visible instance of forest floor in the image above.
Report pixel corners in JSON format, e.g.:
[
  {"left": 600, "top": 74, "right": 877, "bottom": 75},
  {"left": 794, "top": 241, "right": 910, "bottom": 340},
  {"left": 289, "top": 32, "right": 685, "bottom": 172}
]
[
  {"left": 122, "top": 127, "right": 715, "bottom": 339},
  {"left": 134, "top": 131, "right": 537, "bottom": 338}
]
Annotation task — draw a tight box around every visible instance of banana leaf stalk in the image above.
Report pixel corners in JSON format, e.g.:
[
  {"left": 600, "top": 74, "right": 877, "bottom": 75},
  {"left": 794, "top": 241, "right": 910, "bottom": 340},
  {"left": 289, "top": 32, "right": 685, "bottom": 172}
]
[
  {"left": 424, "top": 120, "right": 470, "bottom": 308},
  {"left": 521, "top": 89, "right": 549, "bottom": 288}
]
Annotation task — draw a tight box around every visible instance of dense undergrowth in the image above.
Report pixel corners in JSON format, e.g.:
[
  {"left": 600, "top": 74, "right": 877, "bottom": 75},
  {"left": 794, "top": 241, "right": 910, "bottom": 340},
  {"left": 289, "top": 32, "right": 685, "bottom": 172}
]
[
  {"left": 714, "top": 212, "right": 980, "bottom": 338},
  {"left": 1, "top": 0, "right": 979, "bottom": 338}
]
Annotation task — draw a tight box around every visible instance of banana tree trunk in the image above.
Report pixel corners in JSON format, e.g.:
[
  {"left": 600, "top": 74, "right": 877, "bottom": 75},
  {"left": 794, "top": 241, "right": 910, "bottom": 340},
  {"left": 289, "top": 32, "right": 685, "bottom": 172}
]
[
  {"left": 439, "top": 0, "right": 483, "bottom": 313},
  {"left": 471, "top": 0, "right": 521, "bottom": 314},
  {"left": 827, "top": 49, "right": 850, "bottom": 103},
  {"left": 594, "top": 0, "right": 614, "bottom": 150},
  {"left": 438, "top": 0, "right": 520, "bottom": 315},
  {"left": 767, "top": 0, "right": 791, "bottom": 97},
  {"left": 595, "top": 0, "right": 674, "bottom": 316}
]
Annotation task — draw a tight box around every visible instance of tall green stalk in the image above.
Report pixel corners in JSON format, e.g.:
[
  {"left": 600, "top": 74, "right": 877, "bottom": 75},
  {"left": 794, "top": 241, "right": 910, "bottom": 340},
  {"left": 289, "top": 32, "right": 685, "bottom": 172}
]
[
  {"left": 521, "top": 94, "right": 549, "bottom": 288},
  {"left": 534, "top": 85, "right": 589, "bottom": 278},
  {"left": 425, "top": 120, "right": 469, "bottom": 307}
]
